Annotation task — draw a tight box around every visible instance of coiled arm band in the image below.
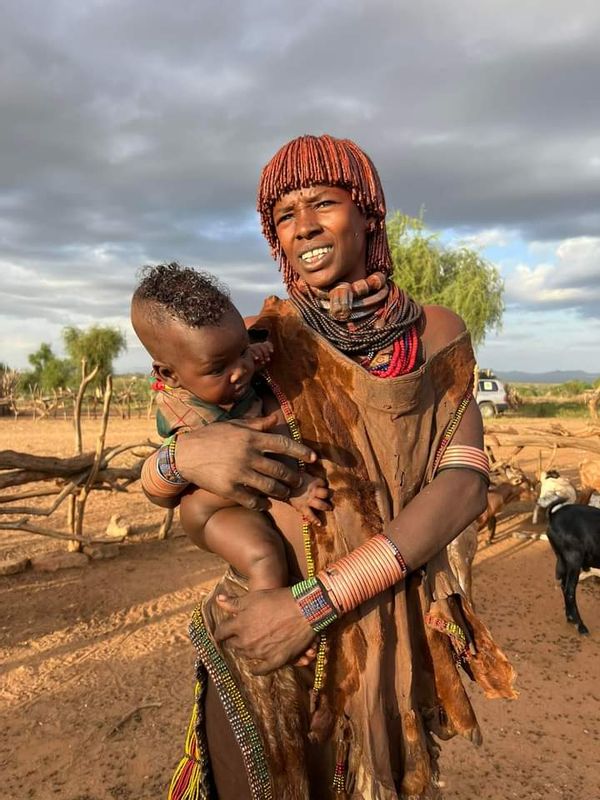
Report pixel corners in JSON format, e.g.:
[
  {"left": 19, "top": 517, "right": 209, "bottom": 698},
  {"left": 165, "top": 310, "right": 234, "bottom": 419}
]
[
  {"left": 436, "top": 444, "right": 490, "bottom": 483},
  {"left": 292, "top": 533, "right": 408, "bottom": 632}
]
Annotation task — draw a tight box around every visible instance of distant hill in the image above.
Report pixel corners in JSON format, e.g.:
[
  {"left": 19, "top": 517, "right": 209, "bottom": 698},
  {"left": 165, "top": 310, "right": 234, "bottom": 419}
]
[{"left": 495, "top": 370, "right": 600, "bottom": 384}]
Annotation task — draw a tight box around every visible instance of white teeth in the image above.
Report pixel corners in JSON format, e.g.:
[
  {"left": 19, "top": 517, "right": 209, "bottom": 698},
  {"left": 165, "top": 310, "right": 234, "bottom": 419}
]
[{"left": 301, "top": 246, "right": 332, "bottom": 262}]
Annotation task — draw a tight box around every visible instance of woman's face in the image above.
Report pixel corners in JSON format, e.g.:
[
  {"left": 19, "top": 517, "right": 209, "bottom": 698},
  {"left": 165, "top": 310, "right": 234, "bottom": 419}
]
[{"left": 273, "top": 185, "right": 370, "bottom": 289}]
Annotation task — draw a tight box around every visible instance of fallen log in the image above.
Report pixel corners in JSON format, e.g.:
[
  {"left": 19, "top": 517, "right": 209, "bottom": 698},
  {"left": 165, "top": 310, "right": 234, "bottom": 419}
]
[
  {"left": 0, "top": 450, "right": 97, "bottom": 475},
  {"left": 0, "top": 444, "right": 156, "bottom": 490},
  {"left": 484, "top": 433, "right": 600, "bottom": 457}
]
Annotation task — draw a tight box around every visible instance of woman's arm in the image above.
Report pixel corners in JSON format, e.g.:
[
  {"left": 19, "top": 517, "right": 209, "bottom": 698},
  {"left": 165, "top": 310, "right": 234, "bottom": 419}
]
[{"left": 386, "top": 397, "right": 487, "bottom": 570}]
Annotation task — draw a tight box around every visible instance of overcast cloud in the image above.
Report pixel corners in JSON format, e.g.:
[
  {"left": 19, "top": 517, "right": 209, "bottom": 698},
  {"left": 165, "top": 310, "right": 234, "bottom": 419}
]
[{"left": 1, "top": 0, "right": 599, "bottom": 374}]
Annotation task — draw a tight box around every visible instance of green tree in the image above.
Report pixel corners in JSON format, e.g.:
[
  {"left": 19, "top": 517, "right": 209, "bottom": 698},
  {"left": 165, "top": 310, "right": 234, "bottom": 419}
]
[
  {"left": 62, "top": 325, "right": 127, "bottom": 385},
  {"left": 24, "top": 343, "right": 74, "bottom": 390},
  {"left": 387, "top": 212, "right": 504, "bottom": 347}
]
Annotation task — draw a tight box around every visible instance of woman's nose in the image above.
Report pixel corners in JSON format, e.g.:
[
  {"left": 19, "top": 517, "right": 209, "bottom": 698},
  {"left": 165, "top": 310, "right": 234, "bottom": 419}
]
[{"left": 295, "top": 207, "right": 321, "bottom": 239}]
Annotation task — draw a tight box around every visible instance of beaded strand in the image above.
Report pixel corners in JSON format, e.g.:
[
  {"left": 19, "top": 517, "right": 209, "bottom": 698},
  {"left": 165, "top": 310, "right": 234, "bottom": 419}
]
[
  {"left": 188, "top": 606, "right": 273, "bottom": 799},
  {"left": 263, "top": 373, "right": 329, "bottom": 695}
]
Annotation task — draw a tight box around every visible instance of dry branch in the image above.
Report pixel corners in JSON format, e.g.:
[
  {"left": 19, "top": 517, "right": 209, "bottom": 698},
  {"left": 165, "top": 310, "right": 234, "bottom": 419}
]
[
  {"left": 74, "top": 361, "right": 99, "bottom": 454},
  {"left": 0, "top": 518, "right": 128, "bottom": 543},
  {"left": 0, "top": 486, "right": 62, "bottom": 504},
  {"left": 107, "top": 702, "right": 162, "bottom": 737},
  {"left": 485, "top": 432, "right": 600, "bottom": 457}
]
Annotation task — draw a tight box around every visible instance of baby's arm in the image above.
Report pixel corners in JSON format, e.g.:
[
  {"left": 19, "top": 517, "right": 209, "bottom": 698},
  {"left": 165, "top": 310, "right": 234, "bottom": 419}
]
[{"left": 287, "top": 474, "right": 331, "bottom": 526}]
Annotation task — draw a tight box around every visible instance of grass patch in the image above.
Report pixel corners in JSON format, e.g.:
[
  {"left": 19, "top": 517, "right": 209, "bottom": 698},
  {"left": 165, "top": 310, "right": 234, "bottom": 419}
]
[{"left": 509, "top": 401, "right": 588, "bottom": 418}]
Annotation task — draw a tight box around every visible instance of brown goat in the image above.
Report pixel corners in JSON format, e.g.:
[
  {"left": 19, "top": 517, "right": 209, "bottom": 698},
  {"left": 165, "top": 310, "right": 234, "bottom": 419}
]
[{"left": 479, "top": 476, "right": 536, "bottom": 543}]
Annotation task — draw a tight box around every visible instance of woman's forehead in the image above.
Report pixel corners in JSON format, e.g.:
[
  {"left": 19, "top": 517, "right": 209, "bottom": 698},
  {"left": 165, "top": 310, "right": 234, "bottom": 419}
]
[{"left": 273, "top": 184, "right": 352, "bottom": 209}]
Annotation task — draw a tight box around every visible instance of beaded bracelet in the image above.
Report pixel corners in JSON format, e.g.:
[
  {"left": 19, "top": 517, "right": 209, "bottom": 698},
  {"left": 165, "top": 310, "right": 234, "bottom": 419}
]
[
  {"left": 437, "top": 445, "right": 490, "bottom": 483},
  {"left": 291, "top": 577, "right": 339, "bottom": 632},
  {"left": 156, "top": 436, "right": 189, "bottom": 485}
]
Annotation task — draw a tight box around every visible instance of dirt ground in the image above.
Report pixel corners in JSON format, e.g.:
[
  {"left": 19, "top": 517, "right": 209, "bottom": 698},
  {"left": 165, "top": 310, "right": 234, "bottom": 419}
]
[{"left": 1, "top": 416, "right": 599, "bottom": 800}]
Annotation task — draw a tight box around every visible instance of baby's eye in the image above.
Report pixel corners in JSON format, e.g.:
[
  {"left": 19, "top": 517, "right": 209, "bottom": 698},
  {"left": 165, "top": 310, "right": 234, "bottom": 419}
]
[{"left": 210, "top": 367, "right": 225, "bottom": 376}]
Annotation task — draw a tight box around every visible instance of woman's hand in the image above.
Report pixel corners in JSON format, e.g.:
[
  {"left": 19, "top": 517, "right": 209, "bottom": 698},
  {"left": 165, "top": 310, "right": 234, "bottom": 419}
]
[
  {"left": 175, "top": 413, "right": 317, "bottom": 510},
  {"left": 214, "top": 588, "right": 316, "bottom": 675}
]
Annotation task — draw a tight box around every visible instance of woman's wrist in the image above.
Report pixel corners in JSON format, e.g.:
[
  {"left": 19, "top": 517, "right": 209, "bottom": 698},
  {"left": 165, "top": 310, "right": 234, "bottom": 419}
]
[
  {"left": 291, "top": 534, "right": 408, "bottom": 632},
  {"left": 291, "top": 577, "right": 340, "bottom": 632}
]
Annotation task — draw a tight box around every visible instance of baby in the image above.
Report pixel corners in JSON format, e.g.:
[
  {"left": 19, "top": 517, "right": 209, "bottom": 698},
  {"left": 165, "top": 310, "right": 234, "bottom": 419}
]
[{"left": 132, "top": 263, "right": 329, "bottom": 591}]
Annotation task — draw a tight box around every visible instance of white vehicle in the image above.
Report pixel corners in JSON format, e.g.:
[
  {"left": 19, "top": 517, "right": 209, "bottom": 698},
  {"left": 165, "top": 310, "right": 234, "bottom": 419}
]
[{"left": 476, "top": 370, "right": 509, "bottom": 418}]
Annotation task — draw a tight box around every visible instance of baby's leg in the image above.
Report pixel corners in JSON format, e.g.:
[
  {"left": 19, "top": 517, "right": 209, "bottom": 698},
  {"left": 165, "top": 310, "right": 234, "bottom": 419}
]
[
  {"left": 180, "top": 487, "right": 238, "bottom": 550},
  {"left": 203, "top": 507, "right": 287, "bottom": 592}
]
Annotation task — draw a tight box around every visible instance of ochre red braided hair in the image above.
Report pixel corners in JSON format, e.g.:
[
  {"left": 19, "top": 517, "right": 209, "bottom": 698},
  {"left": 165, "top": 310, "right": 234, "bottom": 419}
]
[{"left": 257, "top": 134, "right": 392, "bottom": 287}]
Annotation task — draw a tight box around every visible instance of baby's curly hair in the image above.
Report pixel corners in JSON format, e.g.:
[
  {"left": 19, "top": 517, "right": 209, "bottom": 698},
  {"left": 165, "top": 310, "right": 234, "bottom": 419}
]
[{"left": 133, "top": 263, "right": 232, "bottom": 328}]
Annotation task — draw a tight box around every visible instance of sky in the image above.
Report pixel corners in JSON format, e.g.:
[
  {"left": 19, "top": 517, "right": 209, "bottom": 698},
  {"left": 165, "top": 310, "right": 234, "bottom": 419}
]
[{"left": 1, "top": 0, "right": 599, "bottom": 376}]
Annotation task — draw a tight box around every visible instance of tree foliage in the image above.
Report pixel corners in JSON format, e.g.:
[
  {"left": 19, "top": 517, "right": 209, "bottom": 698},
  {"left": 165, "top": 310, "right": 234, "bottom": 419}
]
[
  {"left": 387, "top": 212, "right": 504, "bottom": 347},
  {"left": 24, "top": 343, "right": 74, "bottom": 391},
  {"left": 62, "top": 325, "right": 127, "bottom": 385}
]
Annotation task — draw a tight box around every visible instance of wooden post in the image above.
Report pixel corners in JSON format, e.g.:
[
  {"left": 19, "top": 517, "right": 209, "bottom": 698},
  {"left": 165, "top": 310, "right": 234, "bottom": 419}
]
[
  {"left": 158, "top": 508, "right": 174, "bottom": 540},
  {"left": 73, "top": 376, "right": 113, "bottom": 541},
  {"left": 68, "top": 361, "right": 99, "bottom": 551}
]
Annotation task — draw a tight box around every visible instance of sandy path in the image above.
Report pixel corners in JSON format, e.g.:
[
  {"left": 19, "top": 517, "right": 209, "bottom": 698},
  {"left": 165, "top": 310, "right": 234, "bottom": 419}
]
[{"left": 1, "top": 417, "right": 599, "bottom": 798}]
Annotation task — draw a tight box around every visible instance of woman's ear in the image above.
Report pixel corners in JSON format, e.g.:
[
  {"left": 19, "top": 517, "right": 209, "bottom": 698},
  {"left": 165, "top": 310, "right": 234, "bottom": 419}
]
[
  {"left": 153, "top": 362, "right": 181, "bottom": 389},
  {"left": 366, "top": 216, "right": 377, "bottom": 234}
]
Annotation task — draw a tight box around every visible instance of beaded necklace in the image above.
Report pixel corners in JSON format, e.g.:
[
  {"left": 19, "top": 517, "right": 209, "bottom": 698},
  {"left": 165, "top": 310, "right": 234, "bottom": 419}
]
[{"left": 288, "top": 277, "right": 422, "bottom": 359}]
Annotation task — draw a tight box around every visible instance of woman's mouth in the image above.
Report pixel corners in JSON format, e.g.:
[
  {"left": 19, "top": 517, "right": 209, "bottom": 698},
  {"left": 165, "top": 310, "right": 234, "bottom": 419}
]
[{"left": 299, "top": 245, "right": 333, "bottom": 267}]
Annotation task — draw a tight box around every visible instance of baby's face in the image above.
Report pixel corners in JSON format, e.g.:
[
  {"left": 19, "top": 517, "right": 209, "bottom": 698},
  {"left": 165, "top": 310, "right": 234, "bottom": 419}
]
[{"left": 168, "top": 308, "right": 256, "bottom": 406}]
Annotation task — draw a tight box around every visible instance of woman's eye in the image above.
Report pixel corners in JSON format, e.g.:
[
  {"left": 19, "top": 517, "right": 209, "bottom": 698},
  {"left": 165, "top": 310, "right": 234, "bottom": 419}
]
[
  {"left": 316, "top": 200, "right": 333, "bottom": 208},
  {"left": 277, "top": 212, "right": 292, "bottom": 224}
]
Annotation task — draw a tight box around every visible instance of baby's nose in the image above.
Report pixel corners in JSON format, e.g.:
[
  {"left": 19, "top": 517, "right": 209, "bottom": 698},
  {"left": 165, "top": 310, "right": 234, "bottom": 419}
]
[{"left": 230, "top": 361, "right": 249, "bottom": 382}]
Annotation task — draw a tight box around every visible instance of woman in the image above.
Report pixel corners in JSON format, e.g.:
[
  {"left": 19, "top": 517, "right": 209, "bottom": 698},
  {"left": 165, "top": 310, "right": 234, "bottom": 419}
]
[{"left": 150, "top": 135, "right": 516, "bottom": 800}]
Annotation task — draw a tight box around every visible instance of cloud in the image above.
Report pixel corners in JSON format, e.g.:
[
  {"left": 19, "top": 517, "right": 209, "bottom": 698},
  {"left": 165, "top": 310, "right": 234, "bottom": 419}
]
[
  {"left": 505, "top": 236, "right": 600, "bottom": 317},
  {"left": 456, "top": 228, "right": 515, "bottom": 250},
  {"left": 1, "top": 0, "right": 600, "bottom": 371}
]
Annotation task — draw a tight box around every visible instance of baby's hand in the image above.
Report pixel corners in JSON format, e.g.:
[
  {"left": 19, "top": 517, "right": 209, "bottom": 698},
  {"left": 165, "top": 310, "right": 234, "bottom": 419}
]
[
  {"left": 288, "top": 475, "right": 331, "bottom": 526},
  {"left": 249, "top": 341, "right": 274, "bottom": 369}
]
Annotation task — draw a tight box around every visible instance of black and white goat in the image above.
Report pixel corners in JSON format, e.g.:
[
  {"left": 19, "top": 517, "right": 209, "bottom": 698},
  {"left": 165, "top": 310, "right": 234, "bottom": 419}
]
[{"left": 538, "top": 491, "right": 600, "bottom": 635}]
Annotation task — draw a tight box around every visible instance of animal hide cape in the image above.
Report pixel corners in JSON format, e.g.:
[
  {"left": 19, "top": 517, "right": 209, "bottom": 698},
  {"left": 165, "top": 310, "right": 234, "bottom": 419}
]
[{"left": 188, "top": 298, "right": 517, "bottom": 800}]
